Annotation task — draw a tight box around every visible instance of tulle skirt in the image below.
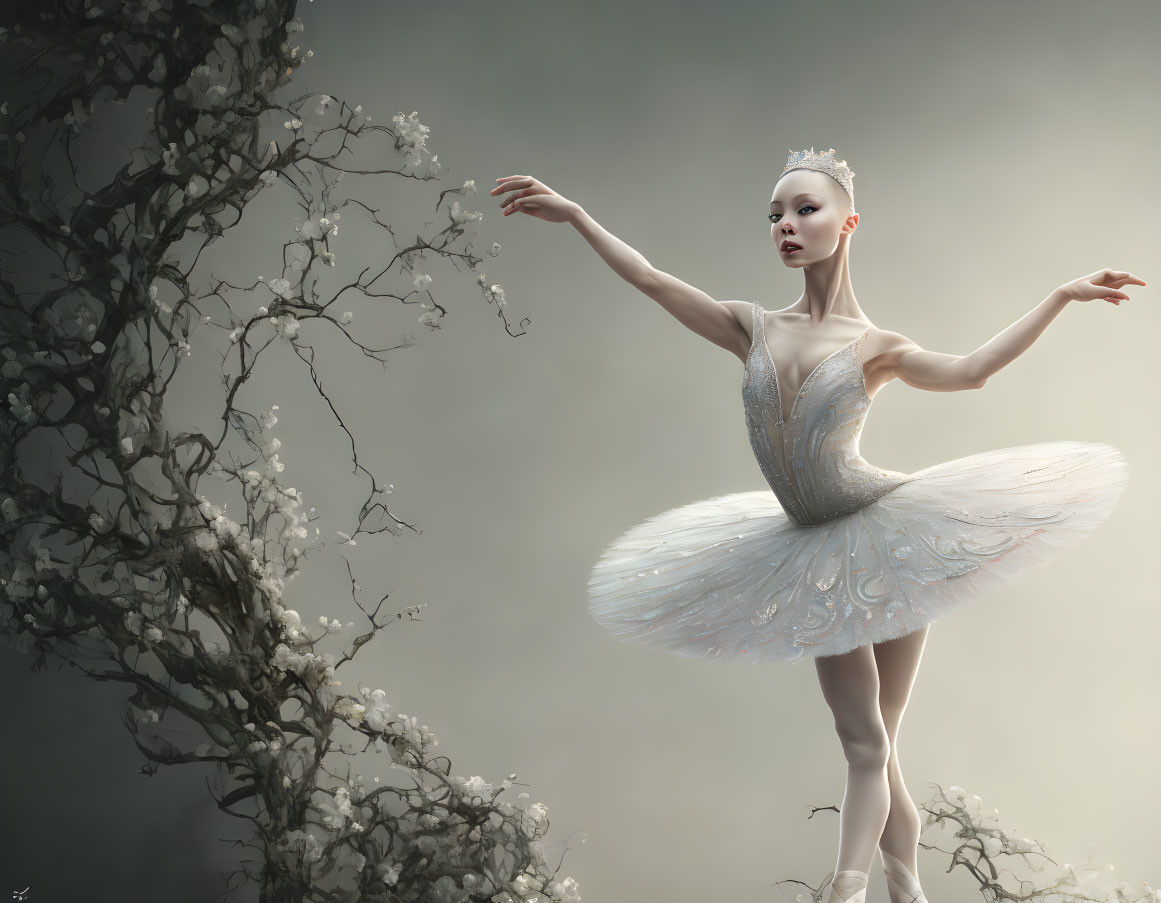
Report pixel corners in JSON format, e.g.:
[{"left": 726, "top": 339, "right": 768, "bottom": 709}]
[{"left": 587, "top": 441, "right": 1128, "bottom": 664}]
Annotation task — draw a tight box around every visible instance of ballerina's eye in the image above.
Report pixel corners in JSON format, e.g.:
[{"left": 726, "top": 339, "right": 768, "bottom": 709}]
[{"left": 767, "top": 206, "right": 817, "bottom": 223}]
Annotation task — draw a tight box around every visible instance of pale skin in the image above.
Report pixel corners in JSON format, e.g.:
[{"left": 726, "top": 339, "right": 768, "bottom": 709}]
[{"left": 491, "top": 170, "right": 1146, "bottom": 903}]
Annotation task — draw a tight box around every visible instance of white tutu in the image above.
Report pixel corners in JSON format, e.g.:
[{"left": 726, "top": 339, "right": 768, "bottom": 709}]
[
  {"left": 588, "top": 439, "right": 1128, "bottom": 663},
  {"left": 587, "top": 302, "right": 1130, "bottom": 664}
]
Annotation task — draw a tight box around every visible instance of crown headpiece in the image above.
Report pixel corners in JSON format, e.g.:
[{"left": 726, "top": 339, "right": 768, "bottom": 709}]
[{"left": 780, "top": 147, "right": 856, "bottom": 210}]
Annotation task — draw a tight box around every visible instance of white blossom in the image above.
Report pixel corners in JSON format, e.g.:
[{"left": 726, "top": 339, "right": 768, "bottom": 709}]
[
  {"left": 1, "top": 497, "right": 21, "bottom": 521},
  {"left": 359, "top": 687, "right": 393, "bottom": 732},
  {"left": 161, "top": 142, "right": 180, "bottom": 175},
  {"left": 186, "top": 174, "right": 208, "bottom": 198},
  {"left": 210, "top": 512, "right": 241, "bottom": 542},
  {"left": 271, "top": 313, "right": 301, "bottom": 341},
  {"left": 183, "top": 63, "right": 229, "bottom": 109},
  {"left": 335, "top": 697, "right": 365, "bottom": 723},
  {"left": 455, "top": 775, "right": 496, "bottom": 804},
  {"left": 267, "top": 278, "right": 292, "bottom": 299},
  {"left": 317, "top": 786, "right": 357, "bottom": 831},
  {"left": 378, "top": 862, "right": 401, "bottom": 887},
  {"left": 7, "top": 385, "right": 32, "bottom": 422},
  {"left": 392, "top": 110, "right": 429, "bottom": 151},
  {"left": 449, "top": 200, "right": 483, "bottom": 225}
]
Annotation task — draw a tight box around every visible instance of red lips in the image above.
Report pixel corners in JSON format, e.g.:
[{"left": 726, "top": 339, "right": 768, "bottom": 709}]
[{"left": 781, "top": 240, "right": 802, "bottom": 252}]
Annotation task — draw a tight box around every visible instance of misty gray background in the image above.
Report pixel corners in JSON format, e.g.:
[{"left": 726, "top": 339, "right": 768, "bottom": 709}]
[{"left": 4, "top": 1, "right": 1159, "bottom": 901}]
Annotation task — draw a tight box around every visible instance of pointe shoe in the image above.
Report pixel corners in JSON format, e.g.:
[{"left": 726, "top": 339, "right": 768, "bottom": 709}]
[
  {"left": 826, "top": 869, "right": 869, "bottom": 903},
  {"left": 879, "top": 848, "right": 928, "bottom": 903}
]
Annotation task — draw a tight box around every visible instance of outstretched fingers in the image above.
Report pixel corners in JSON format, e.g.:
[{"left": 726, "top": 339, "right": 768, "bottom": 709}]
[
  {"left": 1100, "top": 269, "right": 1147, "bottom": 288},
  {"left": 490, "top": 175, "right": 532, "bottom": 194},
  {"left": 1088, "top": 269, "right": 1147, "bottom": 305}
]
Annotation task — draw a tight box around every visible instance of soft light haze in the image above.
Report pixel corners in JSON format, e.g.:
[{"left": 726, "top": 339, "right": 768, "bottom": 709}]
[{"left": 3, "top": 1, "right": 1158, "bottom": 901}]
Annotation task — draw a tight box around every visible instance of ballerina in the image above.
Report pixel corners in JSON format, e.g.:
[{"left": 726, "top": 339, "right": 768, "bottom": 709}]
[{"left": 491, "top": 148, "right": 1143, "bottom": 903}]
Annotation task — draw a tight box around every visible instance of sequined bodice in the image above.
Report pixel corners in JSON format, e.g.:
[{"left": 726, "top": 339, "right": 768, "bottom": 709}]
[{"left": 742, "top": 302, "right": 912, "bottom": 526}]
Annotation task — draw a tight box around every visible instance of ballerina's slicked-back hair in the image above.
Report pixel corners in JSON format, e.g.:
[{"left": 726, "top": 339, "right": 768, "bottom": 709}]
[{"left": 778, "top": 147, "right": 856, "bottom": 213}]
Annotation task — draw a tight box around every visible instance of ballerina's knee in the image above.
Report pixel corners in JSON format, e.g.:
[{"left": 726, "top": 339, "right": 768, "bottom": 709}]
[{"left": 837, "top": 731, "right": 891, "bottom": 769}]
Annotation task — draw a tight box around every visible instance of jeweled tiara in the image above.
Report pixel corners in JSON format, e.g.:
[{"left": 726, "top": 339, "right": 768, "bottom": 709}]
[{"left": 780, "top": 147, "right": 855, "bottom": 210}]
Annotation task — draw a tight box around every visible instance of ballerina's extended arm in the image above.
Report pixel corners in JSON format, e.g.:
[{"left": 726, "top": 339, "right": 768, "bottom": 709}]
[
  {"left": 490, "top": 174, "right": 752, "bottom": 360},
  {"left": 489, "top": 178, "right": 1146, "bottom": 384},
  {"left": 567, "top": 204, "right": 753, "bottom": 358},
  {"left": 883, "top": 269, "right": 1146, "bottom": 392}
]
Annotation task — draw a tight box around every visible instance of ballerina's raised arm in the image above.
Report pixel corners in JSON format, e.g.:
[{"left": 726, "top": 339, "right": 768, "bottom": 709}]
[
  {"left": 491, "top": 175, "right": 1146, "bottom": 400},
  {"left": 489, "top": 174, "right": 754, "bottom": 361},
  {"left": 877, "top": 268, "right": 1146, "bottom": 393}
]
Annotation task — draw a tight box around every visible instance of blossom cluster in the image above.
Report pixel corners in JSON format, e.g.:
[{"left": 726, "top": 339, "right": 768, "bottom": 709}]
[{"left": 920, "top": 784, "right": 1160, "bottom": 903}]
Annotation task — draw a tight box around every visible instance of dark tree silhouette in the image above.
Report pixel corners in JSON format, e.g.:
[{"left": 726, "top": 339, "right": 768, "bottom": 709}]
[{"left": 0, "top": 3, "right": 576, "bottom": 902}]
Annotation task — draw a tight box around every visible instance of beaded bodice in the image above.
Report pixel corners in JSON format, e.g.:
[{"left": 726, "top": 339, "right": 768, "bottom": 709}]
[{"left": 741, "top": 302, "right": 912, "bottom": 526}]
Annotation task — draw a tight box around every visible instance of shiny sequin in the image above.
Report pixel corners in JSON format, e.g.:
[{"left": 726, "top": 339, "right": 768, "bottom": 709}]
[{"left": 742, "top": 301, "right": 912, "bottom": 527}]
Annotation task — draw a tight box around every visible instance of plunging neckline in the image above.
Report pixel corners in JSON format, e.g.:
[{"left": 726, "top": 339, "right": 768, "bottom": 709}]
[{"left": 759, "top": 314, "right": 872, "bottom": 425}]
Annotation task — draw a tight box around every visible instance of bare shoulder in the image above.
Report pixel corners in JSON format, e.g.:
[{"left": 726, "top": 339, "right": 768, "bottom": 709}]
[
  {"left": 863, "top": 327, "right": 925, "bottom": 395},
  {"left": 864, "top": 327, "right": 923, "bottom": 360},
  {"left": 719, "top": 299, "right": 758, "bottom": 360}
]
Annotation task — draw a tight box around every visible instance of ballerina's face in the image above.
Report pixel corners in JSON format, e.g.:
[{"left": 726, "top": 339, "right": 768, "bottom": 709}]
[{"left": 769, "top": 169, "right": 858, "bottom": 268}]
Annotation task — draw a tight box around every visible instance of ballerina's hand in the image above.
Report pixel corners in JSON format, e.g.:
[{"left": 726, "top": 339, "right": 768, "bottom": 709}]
[
  {"left": 1057, "top": 268, "right": 1147, "bottom": 305},
  {"left": 490, "top": 175, "right": 577, "bottom": 223}
]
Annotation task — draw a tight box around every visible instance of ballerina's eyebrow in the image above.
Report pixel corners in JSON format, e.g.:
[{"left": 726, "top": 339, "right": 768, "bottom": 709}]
[{"left": 770, "top": 193, "right": 822, "bottom": 208}]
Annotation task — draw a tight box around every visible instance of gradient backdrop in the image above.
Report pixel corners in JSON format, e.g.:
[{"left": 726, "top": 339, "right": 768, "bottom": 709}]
[{"left": 3, "top": 1, "right": 1159, "bottom": 901}]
